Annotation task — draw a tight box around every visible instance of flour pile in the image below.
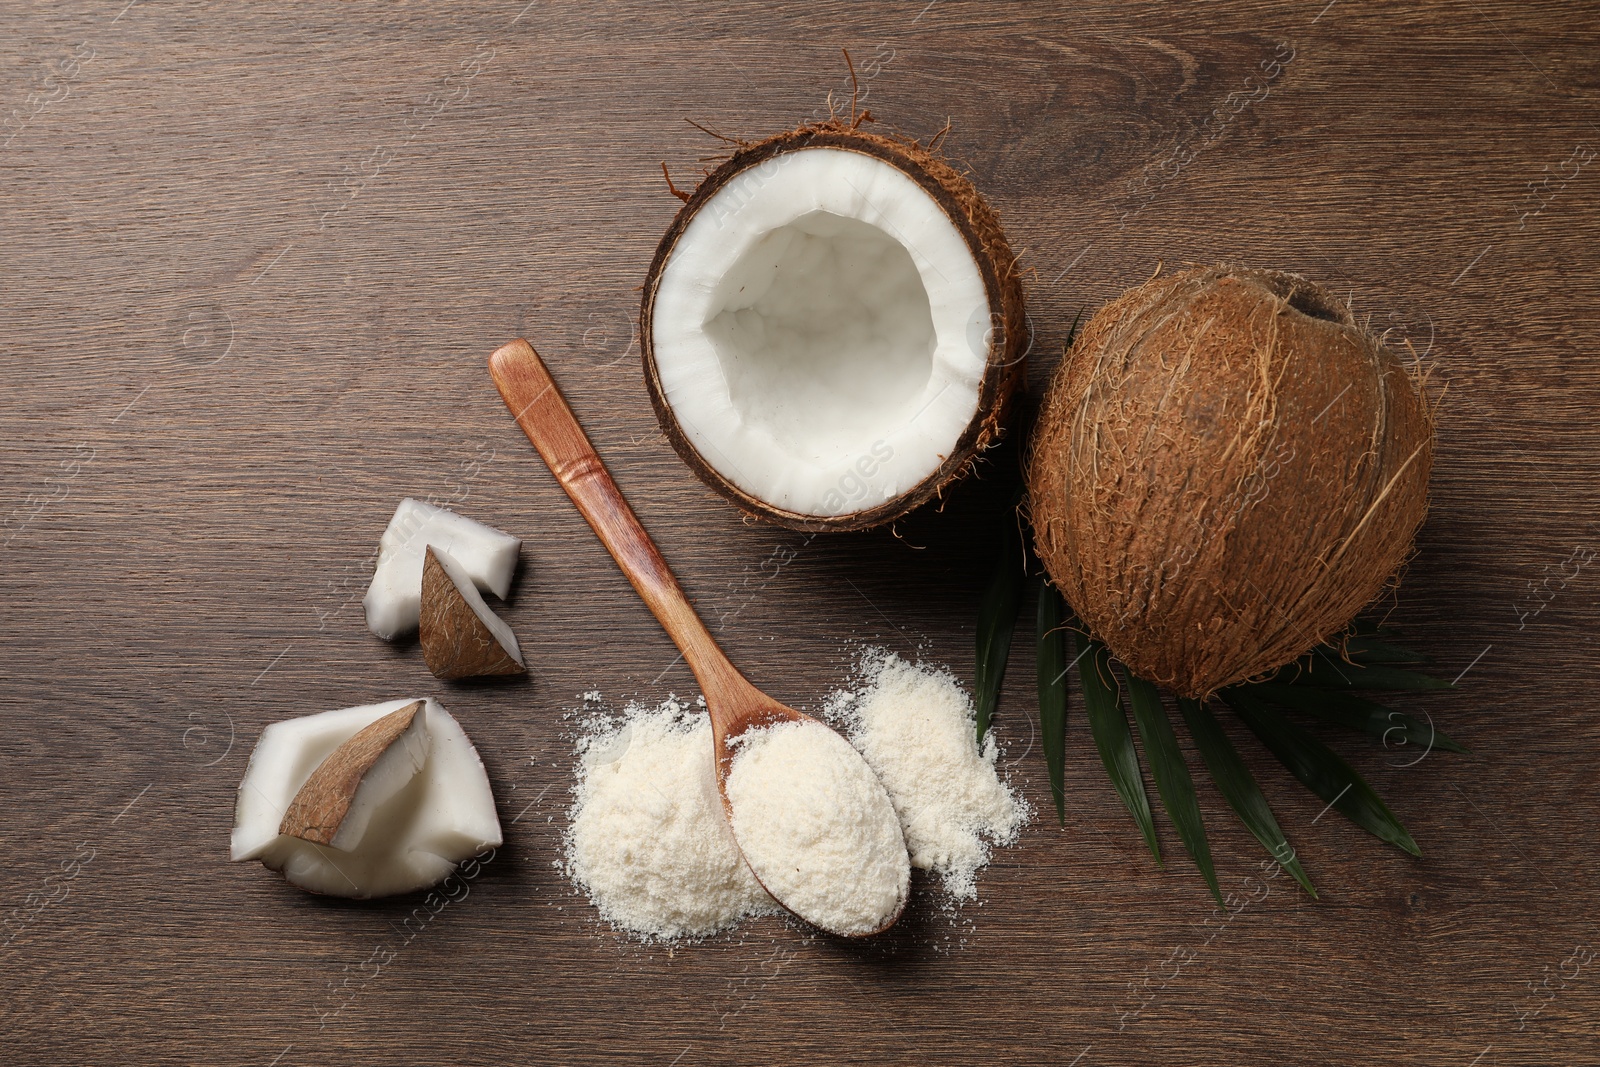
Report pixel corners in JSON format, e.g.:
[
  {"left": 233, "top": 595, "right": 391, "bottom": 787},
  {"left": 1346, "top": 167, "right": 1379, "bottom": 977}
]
[
  {"left": 826, "top": 649, "right": 1027, "bottom": 900},
  {"left": 563, "top": 698, "right": 778, "bottom": 939},
  {"left": 562, "top": 651, "right": 1026, "bottom": 940}
]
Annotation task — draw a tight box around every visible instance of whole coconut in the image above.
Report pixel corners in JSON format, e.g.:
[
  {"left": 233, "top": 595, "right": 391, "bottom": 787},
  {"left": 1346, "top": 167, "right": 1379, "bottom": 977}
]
[{"left": 1027, "top": 266, "right": 1433, "bottom": 698}]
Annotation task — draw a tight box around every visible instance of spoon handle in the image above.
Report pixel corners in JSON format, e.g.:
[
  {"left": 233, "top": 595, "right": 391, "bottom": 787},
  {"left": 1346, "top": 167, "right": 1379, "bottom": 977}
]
[{"left": 488, "top": 339, "right": 743, "bottom": 698}]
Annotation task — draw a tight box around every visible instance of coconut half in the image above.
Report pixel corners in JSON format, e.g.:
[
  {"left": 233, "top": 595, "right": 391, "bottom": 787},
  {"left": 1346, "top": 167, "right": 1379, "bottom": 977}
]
[
  {"left": 231, "top": 697, "right": 502, "bottom": 898},
  {"left": 643, "top": 122, "right": 1026, "bottom": 531}
]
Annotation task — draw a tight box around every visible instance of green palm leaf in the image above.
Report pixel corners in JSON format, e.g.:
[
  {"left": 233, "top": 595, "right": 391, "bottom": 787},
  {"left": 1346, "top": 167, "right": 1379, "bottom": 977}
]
[
  {"left": 974, "top": 512, "right": 1027, "bottom": 745},
  {"left": 1127, "top": 677, "right": 1221, "bottom": 904},
  {"left": 1267, "top": 653, "right": 1454, "bottom": 691},
  {"left": 1247, "top": 683, "right": 1467, "bottom": 754},
  {"left": 1074, "top": 629, "right": 1161, "bottom": 864},
  {"left": 1179, "top": 697, "right": 1316, "bottom": 897},
  {"left": 975, "top": 504, "right": 1455, "bottom": 896},
  {"left": 1222, "top": 689, "right": 1420, "bottom": 856},
  {"left": 1036, "top": 583, "right": 1070, "bottom": 824},
  {"left": 1320, "top": 635, "right": 1429, "bottom": 665}
]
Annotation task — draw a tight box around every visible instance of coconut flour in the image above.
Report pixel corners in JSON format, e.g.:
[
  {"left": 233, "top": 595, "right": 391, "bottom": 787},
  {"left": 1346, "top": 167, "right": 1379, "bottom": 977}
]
[
  {"left": 725, "top": 718, "right": 909, "bottom": 936},
  {"left": 562, "top": 651, "right": 1026, "bottom": 941},
  {"left": 826, "top": 650, "right": 1026, "bottom": 899},
  {"left": 564, "top": 698, "right": 777, "bottom": 939}
]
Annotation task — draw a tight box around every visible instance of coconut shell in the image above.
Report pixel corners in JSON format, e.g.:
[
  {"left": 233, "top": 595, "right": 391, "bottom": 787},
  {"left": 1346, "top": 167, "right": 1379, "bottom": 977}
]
[
  {"left": 279, "top": 700, "right": 424, "bottom": 846},
  {"left": 1027, "top": 266, "right": 1434, "bottom": 698},
  {"left": 641, "top": 119, "right": 1027, "bottom": 532},
  {"left": 418, "top": 547, "right": 526, "bottom": 680}
]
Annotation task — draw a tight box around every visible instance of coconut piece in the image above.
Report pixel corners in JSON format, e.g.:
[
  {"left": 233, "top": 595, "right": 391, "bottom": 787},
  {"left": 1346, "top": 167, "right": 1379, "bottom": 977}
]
[
  {"left": 1027, "top": 265, "right": 1434, "bottom": 697},
  {"left": 279, "top": 700, "right": 431, "bottom": 850},
  {"left": 642, "top": 119, "right": 1027, "bottom": 531},
  {"left": 419, "top": 547, "right": 526, "bottom": 680},
  {"left": 362, "top": 498, "right": 521, "bottom": 640},
  {"left": 230, "top": 697, "right": 502, "bottom": 899}
]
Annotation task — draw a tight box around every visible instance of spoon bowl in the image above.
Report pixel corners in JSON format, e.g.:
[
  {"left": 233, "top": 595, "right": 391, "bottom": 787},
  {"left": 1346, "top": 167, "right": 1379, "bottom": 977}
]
[{"left": 489, "top": 338, "right": 908, "bottom": 937}]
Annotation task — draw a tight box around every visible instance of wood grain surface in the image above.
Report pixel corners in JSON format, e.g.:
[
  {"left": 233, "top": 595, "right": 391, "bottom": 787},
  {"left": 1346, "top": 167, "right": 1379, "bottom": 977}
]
[{"left": 3, "top": 2, "right": 1597, "bottom": 1064}]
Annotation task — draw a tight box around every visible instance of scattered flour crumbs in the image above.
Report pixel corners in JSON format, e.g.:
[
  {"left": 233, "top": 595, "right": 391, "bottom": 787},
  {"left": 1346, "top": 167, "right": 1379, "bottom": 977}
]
[{"left": 562, "top": 650, "right": 1028, "bottom": 941}]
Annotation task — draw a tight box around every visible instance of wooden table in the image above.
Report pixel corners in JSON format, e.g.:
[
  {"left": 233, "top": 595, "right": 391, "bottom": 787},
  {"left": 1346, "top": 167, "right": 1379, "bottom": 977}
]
[{"left": 4, "top": 2, "right": 1596, "bottom": 1063}]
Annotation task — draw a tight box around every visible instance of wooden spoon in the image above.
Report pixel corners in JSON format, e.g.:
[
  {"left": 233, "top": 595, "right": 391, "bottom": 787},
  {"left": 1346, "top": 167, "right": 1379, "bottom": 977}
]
[{"left": 488, "top": 338, "right": 906, "bottom": 937}]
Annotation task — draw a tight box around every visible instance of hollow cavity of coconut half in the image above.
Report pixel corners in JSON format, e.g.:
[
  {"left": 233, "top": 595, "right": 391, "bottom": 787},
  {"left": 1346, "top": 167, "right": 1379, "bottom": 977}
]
[{"left": 642, "top": 123, "right": 1027, "bottom": 531}]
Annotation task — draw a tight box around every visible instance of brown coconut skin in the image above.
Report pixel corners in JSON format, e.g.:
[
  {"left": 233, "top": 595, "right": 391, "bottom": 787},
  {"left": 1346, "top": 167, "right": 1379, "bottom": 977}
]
[
  {"left": 279, "top": 701, "right": 424, "bottom": 845},
  {"left": 641, "top": 120, "right": 1027, "bottom": 533},
  {"left": 418, "top": 548, "right": 526, "bottom": 680},
  {"left": 1027, "top": 266, "right": 1434, "bottom": 698}
]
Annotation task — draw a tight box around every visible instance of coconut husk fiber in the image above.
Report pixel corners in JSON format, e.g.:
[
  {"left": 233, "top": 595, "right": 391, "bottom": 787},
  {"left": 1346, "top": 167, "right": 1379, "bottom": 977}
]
[{"left": 1027, "top": 265, "right": 1434, "bottom": 698}]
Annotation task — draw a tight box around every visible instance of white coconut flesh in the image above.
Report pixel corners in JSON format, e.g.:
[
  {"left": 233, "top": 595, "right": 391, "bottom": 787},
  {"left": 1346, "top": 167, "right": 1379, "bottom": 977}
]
[
  {"left": 363, "top": 498, "right": 521, "bottom": 640},
  {"left": 231, "top": 697, "right": 502, "bottom": 898},
  {"left": 651, "top": 147, "right": 993, "bottom": 518}
]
